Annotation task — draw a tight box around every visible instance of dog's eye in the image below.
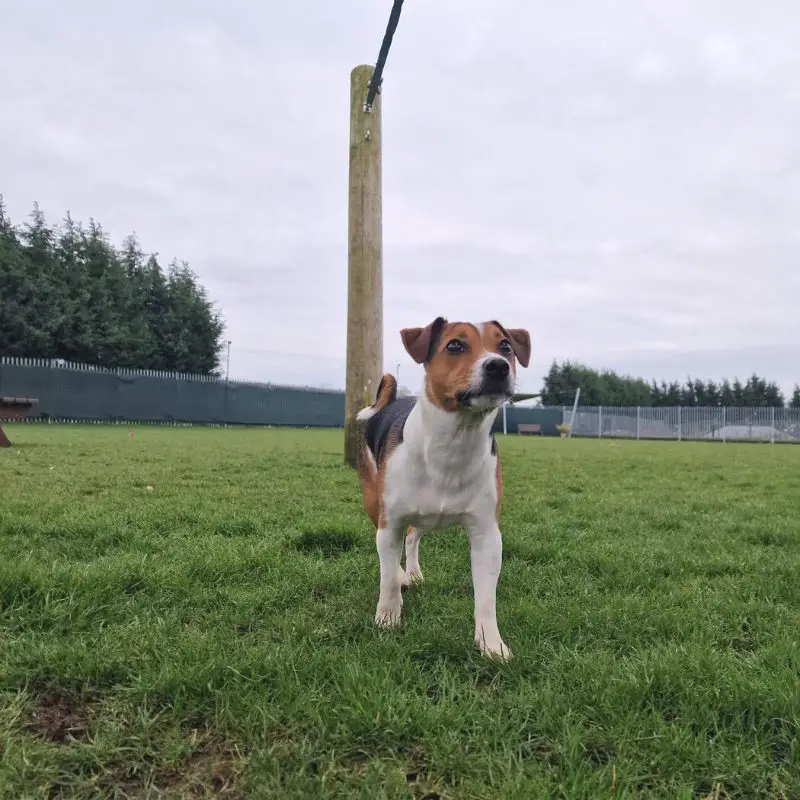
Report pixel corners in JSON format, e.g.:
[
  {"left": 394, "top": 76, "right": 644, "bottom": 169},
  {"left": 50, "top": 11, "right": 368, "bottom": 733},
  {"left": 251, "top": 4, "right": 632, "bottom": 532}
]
[
  {"left": 498, "top": 339, "right": 513, "bottom": 354},
  {"left": 445, "top": 339, "right": 466, "bottom": 354}
]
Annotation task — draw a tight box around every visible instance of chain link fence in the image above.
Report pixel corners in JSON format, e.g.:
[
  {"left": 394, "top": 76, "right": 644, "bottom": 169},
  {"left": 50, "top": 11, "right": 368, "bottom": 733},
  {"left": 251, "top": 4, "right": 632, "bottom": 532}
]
[{"left": 563, "top": 405, "right": 800, "bottom": 443}]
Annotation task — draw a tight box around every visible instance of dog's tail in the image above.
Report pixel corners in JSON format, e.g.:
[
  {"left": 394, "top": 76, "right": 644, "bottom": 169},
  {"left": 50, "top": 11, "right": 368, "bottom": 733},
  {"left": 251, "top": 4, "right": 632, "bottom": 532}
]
[{"left": 356, "top": 373, "right": 398, "bottom": 423}]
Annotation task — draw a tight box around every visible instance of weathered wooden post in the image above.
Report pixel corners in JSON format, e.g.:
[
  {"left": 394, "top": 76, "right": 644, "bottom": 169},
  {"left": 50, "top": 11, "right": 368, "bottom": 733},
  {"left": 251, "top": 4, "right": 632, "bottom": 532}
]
[{"left": 344, "top": 64, "right": 383, "bottom": 467}]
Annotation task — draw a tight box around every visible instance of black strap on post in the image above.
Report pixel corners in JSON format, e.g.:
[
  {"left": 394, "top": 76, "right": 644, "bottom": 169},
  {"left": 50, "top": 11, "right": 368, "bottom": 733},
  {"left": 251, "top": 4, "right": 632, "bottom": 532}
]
[{"left": 364, "top": 0, "right": 405, "bottom": 113}]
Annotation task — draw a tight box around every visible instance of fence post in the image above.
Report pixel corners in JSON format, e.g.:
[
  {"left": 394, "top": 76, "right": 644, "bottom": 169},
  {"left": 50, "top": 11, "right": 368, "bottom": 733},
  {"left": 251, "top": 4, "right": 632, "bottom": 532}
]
[
  {"left": 636, "top": 406, "right": 640, "bottom": 440},
  {"left": 598, "top": 406, "right": 602, "bottom": 438},
  {"left": 344, "top": 64, "right": 384, "bottom": 467},
  {"left": 722, "top": 406, "right": 727, "bottom": 442},
  {"left": 771, "top": 406, "right": 775, "bottom": 444},
  {"left": 677, "top": 406, "right": 682, "bottom": 441},
  {"left": 568, "top": 387, "right": 581, "bottom": 439}
]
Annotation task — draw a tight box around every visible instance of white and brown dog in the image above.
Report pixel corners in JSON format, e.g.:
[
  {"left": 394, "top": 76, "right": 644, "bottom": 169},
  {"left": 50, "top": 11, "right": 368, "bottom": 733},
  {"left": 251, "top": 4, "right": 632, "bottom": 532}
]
[{"left": 355, "top": 317, "right": 531, "bottom": 661}]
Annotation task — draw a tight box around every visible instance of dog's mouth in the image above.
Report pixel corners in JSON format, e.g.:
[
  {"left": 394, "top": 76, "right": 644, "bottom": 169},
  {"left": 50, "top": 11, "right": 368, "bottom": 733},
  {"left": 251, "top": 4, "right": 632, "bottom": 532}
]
[{"left": 456, "top": 385, "right": 512, "bottom": 412}]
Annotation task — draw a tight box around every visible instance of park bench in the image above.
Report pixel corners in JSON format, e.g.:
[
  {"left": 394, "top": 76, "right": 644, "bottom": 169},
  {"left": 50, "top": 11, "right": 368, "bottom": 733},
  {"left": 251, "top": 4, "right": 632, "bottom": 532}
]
[
  {"left": 0, "top": 397, "right": 39, "bottom": 447},
  {"left": 517, "top": 423, "right": 542, "bottom": 436}
]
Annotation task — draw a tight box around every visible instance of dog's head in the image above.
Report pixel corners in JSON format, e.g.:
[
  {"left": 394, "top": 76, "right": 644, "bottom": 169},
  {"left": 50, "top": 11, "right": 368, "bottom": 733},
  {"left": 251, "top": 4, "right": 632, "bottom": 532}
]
[{"left": 400, "top": 317, "right": 531, "bottom": 413}]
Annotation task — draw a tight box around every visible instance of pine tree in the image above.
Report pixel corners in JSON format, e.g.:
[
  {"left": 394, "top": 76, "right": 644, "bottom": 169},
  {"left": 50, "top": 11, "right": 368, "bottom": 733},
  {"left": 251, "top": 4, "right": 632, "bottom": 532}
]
[
  {"left": 705, "top": 379, "right": 720, "bottom": 406},
  {"left": 162, "top": 260, "right": 224, "bottom": 373},
  {"left": 0, "top": 197, "right": 227, "bottom": 372},
  {"left": 650, "top": 379, "right": 663, "bottom": 405},
  {"left": 0, "top": 197, "right": 32, "bottom": 357},
  {"left": 679, "top": 379, "right": 697, "bottom": 406},
  {"left": 731, "top": 378, "right": 745, "bottom": 406},
  {"left": 120, "top": 234, "right": 156, "bottom": 367},
  {"left": 17, "top": 202, "right": 64, "bottom": 356},
  {"left": 55, "top": 212, "right": 94, "bottom": 361},
  {"left": 142, "top": 254, "right": 172, "bottom": 370},
  {"left": 763, "top": 380, "right": 785, "bottom": 407},
  {"left": 720, "top": 379, "right": 735, "bottom": 406},
  {"left": 540, "top": 360, "right": 566, "bottom": 405},
  {"left": 665, "top": 381, "right": 682, "bottom": 406},
  {"left": 81, "top": 220, "right": 129, "bottom": 365}
]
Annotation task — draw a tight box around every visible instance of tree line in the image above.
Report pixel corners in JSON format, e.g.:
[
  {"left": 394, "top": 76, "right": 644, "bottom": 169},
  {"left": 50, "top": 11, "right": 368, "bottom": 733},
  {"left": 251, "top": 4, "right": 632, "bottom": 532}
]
[
  {"left": 541, "top": 360, "right": 800, "bottom": 409},
  {"left": 0, "top": 197, "right": 225, "bottom": 374}
]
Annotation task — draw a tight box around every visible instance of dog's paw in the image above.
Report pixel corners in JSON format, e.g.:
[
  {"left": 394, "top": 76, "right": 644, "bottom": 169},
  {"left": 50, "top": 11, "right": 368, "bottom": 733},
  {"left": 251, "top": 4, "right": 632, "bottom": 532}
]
[
  {"left": 399, "top": 567, "right": 424, "bottom": 589},
  {"left": 375, "top": 601, "right": 403, "bottom": 628},
  {"left": 475, "top": 635, "right": 513, "bottom": 662},
  {"left": 398, "top": 567, "right": 412, "bottom": 589},
  {"left": 404, "top": 568, "right": 424, "bottom": 586}
]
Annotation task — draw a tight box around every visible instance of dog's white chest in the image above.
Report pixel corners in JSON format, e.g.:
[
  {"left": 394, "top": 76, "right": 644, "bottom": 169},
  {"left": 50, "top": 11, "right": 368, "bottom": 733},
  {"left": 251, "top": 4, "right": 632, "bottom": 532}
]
[{"left": 384, "top": 448, "right": 496, "bottom": 530}]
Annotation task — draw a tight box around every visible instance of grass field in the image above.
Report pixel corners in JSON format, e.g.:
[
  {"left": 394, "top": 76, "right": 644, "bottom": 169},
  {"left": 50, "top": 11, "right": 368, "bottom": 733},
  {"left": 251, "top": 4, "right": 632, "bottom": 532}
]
[{"left": 2, "top": 425, "right": 800, "bottom": 799}]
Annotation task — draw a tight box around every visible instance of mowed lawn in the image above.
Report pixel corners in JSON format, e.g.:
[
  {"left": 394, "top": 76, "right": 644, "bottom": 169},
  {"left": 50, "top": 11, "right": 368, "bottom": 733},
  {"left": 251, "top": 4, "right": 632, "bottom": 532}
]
[{"left": 2, "top": 425, "right": 800, "bottom": 799}]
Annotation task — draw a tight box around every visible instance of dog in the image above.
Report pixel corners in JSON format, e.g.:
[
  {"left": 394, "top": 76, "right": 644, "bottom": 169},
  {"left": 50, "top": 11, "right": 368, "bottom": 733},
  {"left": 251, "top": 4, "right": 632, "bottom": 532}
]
[{"left": 355, "top": 317, "right": 531, "bottom": 661}]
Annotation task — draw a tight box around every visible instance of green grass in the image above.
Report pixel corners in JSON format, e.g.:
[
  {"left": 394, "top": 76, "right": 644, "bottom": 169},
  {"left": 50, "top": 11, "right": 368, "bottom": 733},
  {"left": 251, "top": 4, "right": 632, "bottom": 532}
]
[{"left": 2, "top": 424, "right": 800, "bottom": 799}]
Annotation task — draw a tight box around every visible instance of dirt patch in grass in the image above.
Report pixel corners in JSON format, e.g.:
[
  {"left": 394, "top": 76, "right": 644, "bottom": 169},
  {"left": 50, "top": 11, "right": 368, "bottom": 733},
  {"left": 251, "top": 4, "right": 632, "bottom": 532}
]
[
  {"left": 25, "top": 687, "right": 101, "bottom": 744},
  {"left": 153, "top": 735, "right": 244, "bottom": 798},
  {"left": 94, "top": 730, "right": 246, "bottom": 799}
]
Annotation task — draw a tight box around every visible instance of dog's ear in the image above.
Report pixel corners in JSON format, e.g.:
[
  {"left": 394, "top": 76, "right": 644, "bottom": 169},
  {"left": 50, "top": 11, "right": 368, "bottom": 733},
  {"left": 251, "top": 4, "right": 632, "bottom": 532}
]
[
  {"left": 506, "top": 328, "right": 531, "bottom": 367},
  {"left": 400, "top": 317, "right": 447, "bottom": 364},
  {"left": 491, "top": 321, "right": 531, "bottom": 368}
]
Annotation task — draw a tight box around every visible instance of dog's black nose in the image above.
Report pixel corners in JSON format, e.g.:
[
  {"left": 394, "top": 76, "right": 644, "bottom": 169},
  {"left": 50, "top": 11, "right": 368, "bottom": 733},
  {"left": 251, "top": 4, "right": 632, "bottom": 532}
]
[{"left": 484, "top": 358, "right": 510, "bottom": 380}]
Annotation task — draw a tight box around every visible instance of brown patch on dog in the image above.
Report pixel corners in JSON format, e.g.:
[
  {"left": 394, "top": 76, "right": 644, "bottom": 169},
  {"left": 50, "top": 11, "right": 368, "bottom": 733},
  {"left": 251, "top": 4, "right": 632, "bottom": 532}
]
[
  {"left": 357, "top": 426, "right": 405, "bottom": 533},
  {"left": 480, "top": 321, "right": 530, "bottom": 370},
  {"left": 25, "top": 688, "right": 100, "bottom": 744},
  {"left": 356, "top": 447, "right": 380, "bottom": 531},
  {"left": 415, "top": 321, "right": 486, "bottom": 411},
  {"left": 360, "top": 372, "right": 398, "bottom": 419},
  {"left": 356, "top": 372, "right": 408, "bottom": 534},
  {"left": 487, "top": 320, "right": 531, "bottom": 367},
  {"left": 356, "top": 372, "right": 396, "bottom": 531}
]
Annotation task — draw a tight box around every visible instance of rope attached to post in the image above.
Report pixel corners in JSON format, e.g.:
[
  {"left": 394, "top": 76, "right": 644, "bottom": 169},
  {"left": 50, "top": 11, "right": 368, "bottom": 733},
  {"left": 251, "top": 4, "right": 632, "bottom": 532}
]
[{"left": 364, "top": 0, "right": 405, "bottom": 113}]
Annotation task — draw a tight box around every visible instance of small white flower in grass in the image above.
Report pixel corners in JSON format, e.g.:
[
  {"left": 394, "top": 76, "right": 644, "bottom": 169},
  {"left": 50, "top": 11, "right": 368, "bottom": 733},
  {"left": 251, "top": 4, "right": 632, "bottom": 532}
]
[{"left": 146, "top": 485, "right": 154, "bottom": 492}]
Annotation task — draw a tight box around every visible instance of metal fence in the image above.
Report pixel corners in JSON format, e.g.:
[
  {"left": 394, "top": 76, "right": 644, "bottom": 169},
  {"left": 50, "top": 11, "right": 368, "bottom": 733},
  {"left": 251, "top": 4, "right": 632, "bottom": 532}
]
[
  {"left": 563, "top": 405, "right": 800, "bottom": 444},
  {"left": 0, "top": 357, "right": 345, "bottom": 428},
  {"left": 0, "top": 357, "right": 561, "bottom": 434}
]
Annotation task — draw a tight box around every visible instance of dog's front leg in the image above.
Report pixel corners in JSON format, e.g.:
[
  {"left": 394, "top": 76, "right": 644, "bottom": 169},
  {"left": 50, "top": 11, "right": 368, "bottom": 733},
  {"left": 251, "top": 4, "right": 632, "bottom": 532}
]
[
  {"left": 375, "top": 522, "right": 405, "bottom": 628},
  {"left": 467, "top": 521, "right": 512, "bottom": 661}
]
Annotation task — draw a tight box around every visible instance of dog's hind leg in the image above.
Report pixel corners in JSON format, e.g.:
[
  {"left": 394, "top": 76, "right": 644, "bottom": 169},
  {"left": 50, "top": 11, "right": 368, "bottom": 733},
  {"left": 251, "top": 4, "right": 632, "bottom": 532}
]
[{"left": 404, "top": 527, "right": 424, "bottom": 585}]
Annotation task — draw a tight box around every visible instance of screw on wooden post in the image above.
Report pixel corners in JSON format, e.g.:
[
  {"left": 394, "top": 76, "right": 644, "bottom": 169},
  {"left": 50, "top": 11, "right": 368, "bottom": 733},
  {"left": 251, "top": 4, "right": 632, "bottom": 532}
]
[{"left": 344, "top": 64, "right": 383, "bottom": 467}]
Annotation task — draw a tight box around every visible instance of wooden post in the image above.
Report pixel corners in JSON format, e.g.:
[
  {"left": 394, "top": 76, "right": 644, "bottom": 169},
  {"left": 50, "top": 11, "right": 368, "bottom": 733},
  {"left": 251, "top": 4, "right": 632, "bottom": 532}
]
[{"left": 344, "top": 64, "right": 383, "bottom": 466}]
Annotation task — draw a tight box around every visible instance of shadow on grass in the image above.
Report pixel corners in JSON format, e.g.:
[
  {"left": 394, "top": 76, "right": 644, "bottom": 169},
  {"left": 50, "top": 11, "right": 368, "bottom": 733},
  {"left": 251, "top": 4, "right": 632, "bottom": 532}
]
[{"left": 291, "top": 530, "right": 360, "bottom": 558}]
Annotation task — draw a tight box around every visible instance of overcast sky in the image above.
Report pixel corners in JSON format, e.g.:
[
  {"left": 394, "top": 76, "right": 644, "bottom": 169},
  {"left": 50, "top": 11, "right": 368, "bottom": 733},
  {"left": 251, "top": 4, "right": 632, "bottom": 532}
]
[{"left": 3, "top": 0, "right": 799, "bottom": 396}]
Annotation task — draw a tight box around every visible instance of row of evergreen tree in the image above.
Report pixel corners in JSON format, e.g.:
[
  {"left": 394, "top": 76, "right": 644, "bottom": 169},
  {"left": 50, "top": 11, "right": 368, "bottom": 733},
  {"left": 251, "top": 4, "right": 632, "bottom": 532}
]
[
  {"left": 541, "top": 360, "right": 800, "bottom": 408},
  {"left": 0, "top": 198, "right": 225, "bottom": 374}
]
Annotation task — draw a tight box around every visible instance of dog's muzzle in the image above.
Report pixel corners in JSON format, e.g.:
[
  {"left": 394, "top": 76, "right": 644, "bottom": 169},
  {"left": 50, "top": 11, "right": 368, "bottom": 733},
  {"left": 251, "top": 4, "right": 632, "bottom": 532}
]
[{"left": 456, "top": 358, "right": 513, "bottom": 410}]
